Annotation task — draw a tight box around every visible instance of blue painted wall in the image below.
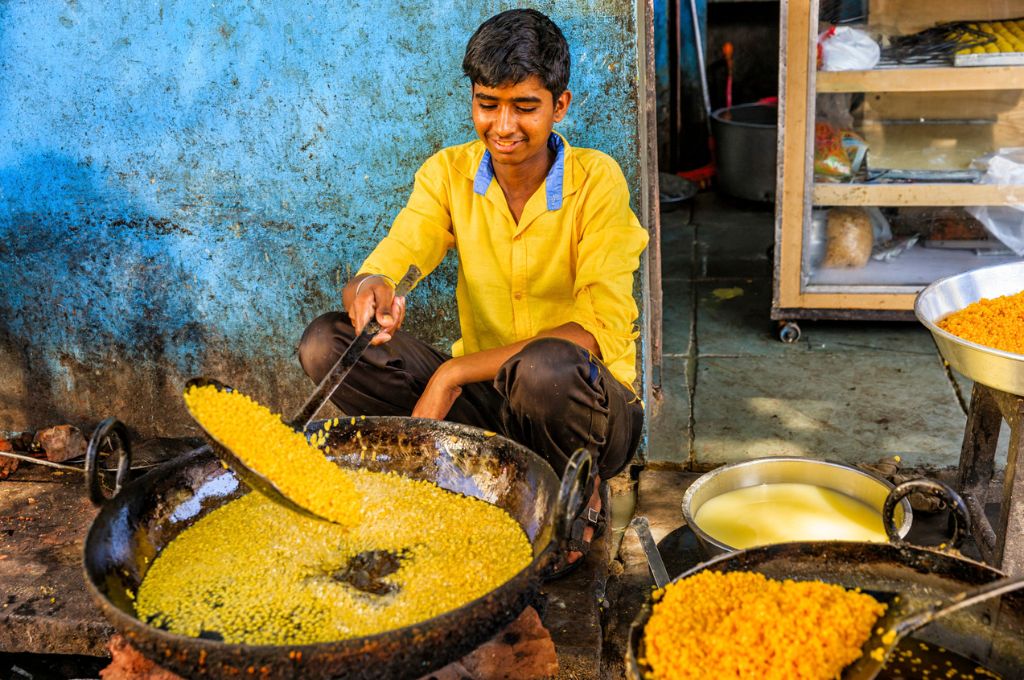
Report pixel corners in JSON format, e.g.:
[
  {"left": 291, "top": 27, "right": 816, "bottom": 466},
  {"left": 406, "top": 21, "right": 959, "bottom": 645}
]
[{"left": 0, "top": 1, "right": 648, "bottom": 436}]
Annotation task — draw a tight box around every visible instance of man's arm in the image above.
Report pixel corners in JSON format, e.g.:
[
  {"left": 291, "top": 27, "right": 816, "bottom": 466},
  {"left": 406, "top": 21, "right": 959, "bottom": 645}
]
[
  {"left": 411, "top": 322, "right": 598, "bottom": 419},
  {"left": 344, "top": 152, "right": 455, "bottom": 344}
]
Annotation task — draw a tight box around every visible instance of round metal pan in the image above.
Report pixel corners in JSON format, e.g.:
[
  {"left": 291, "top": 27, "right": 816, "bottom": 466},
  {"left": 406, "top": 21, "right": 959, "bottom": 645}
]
[
  {"left": 680, "top": 457, "right": 913, "bottom": 557},
  {"left": 626, "top": 542, "right": 1024, "bottom": 679},
  {"left": 83, "top": 416, "right": 585, "bottom": 680},
  {"left": 915, "top": 259, "right": 1024, "bottom": 395}
]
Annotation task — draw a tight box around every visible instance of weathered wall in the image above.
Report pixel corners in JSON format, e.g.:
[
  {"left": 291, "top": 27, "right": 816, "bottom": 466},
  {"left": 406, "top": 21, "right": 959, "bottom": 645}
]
[{"left": 0, "top": 1, "right": 648, "bottom": 437}]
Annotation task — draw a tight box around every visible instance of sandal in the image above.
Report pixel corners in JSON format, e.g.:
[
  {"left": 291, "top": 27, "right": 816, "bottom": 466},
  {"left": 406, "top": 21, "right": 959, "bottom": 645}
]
[{"left": 543, "top": 481, "right": 609, "bottom": 581}]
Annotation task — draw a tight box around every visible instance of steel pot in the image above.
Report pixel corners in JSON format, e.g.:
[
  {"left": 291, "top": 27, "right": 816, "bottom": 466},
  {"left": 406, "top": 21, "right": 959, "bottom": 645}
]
[
  {"left": 711, "top": 103, "right": 778, "bottom": 202},
  {"left": 681, "top": 457, "right": 917, "bottom": 557}
]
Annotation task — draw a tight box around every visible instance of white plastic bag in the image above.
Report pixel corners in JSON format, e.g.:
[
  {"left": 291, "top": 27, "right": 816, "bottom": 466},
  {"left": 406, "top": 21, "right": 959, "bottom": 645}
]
[
  {"left": 967, "top": 148, "right": 1024, "bottom": 255},
  {"left": 818, "top": 26, "right": 880, "bottom": 71}
]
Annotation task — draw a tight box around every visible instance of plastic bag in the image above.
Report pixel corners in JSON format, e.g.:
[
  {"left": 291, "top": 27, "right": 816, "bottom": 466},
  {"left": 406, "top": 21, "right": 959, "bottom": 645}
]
[
  {"left": 814, "top": 122, "right": 869, "bottom": 180},
  {"left": 818, "top": 26, "right": 880, "bottom": 72},
  {"left": 967, "top": 148, "right": 1024, "bottom": 255},
  {"left": 815, "top": 121, "right": 851, "bottom": 178},
  {"left": 823, "top": 207, "right": 874, "bottom": 268}
]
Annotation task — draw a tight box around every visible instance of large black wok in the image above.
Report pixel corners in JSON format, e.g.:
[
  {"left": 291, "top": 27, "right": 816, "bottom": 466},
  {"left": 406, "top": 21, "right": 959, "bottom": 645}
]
[
  {"left": 626, "top": 540, "right": 1024, "bottom": 678},
  {"left": 83, "top": 416, "right": 586, "bottom": 679}
]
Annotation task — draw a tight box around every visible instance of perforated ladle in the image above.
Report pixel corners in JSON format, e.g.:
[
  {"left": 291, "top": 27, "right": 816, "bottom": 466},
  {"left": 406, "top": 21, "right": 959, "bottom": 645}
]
[{"left": 841, "top": 573, "right": 1024, "bottom": 679}]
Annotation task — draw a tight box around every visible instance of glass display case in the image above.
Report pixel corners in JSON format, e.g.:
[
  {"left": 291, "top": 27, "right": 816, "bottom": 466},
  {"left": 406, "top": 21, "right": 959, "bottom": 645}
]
[{"left": 772, "top": 0, "right": 1024, "bottom": 341}]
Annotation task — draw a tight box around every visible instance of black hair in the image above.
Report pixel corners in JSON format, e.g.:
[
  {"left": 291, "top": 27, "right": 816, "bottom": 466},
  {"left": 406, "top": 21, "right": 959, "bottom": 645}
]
[{"left": 462, "top": 9, "right": 570, "bottom": 99}]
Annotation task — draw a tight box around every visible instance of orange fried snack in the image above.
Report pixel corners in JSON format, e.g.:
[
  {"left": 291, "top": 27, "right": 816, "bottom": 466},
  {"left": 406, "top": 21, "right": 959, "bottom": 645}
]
[
  {"left": 643, "top": 571, "right": 885, "bottom": 680},
  {"left": 938, "top": 290, "right": 1024, "bottom": 356}
]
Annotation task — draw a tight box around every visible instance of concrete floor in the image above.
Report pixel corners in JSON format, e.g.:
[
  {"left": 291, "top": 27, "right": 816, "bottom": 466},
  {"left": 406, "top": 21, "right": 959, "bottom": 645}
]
[{"left": 646, "top": 192, "right": 1001, "bottom": 471}]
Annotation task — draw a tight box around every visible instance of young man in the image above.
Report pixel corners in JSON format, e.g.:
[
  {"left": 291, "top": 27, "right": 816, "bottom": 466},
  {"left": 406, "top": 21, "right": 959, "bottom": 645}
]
[{"left": 298, "top": 9, "right": 647, "bottom": 575}]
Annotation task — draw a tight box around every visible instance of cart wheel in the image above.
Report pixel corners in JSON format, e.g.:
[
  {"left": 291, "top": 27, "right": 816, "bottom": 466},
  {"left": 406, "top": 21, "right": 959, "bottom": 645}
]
[{"left": 777, "top": 321, "right": 801, "bottom": 344}]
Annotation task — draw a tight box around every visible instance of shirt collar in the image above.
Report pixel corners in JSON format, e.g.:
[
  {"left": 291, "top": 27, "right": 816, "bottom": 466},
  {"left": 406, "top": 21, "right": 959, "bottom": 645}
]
[{"left": 472, "top": 132, "right": 566, "bottom": 211}]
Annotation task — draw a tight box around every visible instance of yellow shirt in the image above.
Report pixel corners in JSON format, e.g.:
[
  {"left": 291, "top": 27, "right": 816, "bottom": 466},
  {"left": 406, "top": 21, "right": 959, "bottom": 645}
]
[{"left": 358, "top": 134, "right": 649, "bottom": 388}]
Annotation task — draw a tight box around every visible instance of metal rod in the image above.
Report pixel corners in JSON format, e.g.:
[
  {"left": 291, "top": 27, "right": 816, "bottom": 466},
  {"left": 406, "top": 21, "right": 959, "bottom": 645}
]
[
  {"left": 630, "top": 516, "right": 671, "bottom": 589},
  {"left": 687, "top": 0, "right": 712, "bottom": 130},
  {"left": 0, "top": 450, "right": 82, "bottom": 472},
  {"left": 291, "top": 265, "right": 420, "bottom": 428},
  {"left": 906, "top": 573, "right": 1024, "bottom": 631}
]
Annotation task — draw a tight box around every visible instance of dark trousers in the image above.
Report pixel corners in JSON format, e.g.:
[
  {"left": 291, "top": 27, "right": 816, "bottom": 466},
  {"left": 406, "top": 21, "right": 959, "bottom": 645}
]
[{"left": 297, "top": 312, "right": 644, "bottom": 480}]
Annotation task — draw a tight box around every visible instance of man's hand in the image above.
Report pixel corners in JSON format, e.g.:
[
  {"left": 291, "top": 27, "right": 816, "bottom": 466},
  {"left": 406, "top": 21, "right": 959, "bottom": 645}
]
[
  {"left": 343, "top": 274, "right": 407, "bottom": 345},
  {"left": 412, "top": 360, "right": 463, "bottom": 420}
]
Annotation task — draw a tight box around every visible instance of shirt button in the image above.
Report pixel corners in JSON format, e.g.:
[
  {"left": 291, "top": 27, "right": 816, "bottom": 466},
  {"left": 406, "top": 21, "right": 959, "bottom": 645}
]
[{"left": 513, "top": 292, "right": 523, "bottom": 300}]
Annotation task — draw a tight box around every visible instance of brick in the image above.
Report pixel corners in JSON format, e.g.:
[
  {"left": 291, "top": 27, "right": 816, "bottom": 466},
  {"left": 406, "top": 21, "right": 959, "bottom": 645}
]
[
  {"left": 33, "top": 425, "right": 87, "bottom": 463},
  {"left": 419, "top": 606, "right": 557, "bottom": 680},
  {"left": 100, "top": 634, "right": 184, "bottom": 680},
  {"left": 0, "top": 438, "right": 17, "bottom": 479}
]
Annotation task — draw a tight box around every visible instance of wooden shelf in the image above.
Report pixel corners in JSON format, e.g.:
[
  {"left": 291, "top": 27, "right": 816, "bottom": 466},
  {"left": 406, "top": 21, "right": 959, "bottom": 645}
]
[
  {"left": 813, "top": 183, "right": 1024, "bottom": 206},
  {"left": 774, "top": 1, "right": 1024, "bottom": 319},
  {"left": 817, "top": 66, "right": 1024, "bottom": 93},
  {"left": 806, "top": 246, "right": 1020, "bottom": 289}
]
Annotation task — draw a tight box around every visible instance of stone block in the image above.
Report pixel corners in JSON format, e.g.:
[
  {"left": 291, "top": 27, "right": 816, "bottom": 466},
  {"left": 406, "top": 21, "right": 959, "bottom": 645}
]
[
  {"left": 33, "top": 425, "right": 87, "bottom": 463},
  {"left": 0, "top": 438, "right": 17, "bottom": 479},
  {"left": 101, "top": 634, "right": 184, "bottom": 680},
  {"left": 425, "top": 606, "right": 558, "bottom": 680}
]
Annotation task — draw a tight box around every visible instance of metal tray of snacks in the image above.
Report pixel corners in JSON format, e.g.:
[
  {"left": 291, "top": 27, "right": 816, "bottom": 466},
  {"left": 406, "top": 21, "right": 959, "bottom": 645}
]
[{"left": 915, "top": 260, "right": 1024, "bottom": 396}]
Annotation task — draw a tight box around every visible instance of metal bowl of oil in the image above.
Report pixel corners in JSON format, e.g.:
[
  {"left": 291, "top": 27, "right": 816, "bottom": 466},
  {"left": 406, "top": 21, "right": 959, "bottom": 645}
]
[
  {"left": 682, "top": 457, "right": 912, "bottom": 556},
  {"left": 915, "top": 259, "right": 1024, "bottom": 396}
]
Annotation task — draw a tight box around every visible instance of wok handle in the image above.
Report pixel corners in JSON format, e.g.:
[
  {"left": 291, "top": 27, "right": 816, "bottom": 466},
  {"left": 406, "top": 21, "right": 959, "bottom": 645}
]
[
  {"left": 84, "top": 418, "right": 133, "bottom": 506},
  {"left": 883, "top": 478, "right": 971, "bottom": 549},
  {"left": 629, "top": 516, "right": 671, "bottom": 589},
  {"left": 553, "top": 448, "right": 594, "bottom": 544}
]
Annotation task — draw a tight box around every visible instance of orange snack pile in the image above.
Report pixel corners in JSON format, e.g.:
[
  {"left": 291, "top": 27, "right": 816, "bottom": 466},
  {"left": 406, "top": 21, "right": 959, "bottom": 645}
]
[
  {"left": 183, "top": 384, "right": 363, "bottom": 526},
  {"left": 643, "top": 571, "right": 885, "bottom": 680},
  {"left": 938, "top": 290, "right": 1024, "bottom": 355}
]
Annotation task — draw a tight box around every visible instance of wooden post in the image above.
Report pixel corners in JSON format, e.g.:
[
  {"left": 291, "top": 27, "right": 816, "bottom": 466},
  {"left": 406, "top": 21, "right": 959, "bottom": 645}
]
[{"left": 956, "top": 383, "right": 1024, "bottom": 576}]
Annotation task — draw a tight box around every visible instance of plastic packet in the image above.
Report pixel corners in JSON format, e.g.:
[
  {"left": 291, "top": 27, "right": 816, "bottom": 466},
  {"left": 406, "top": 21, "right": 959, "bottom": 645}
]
[
  {"left": 872, "top": 234, "right": 920, "bottom": 262},
  {"left": 814, "top": 121, "right": 851, "bottom": 179},
  {"left": 814, "top": 123, "right": 869, "bottom": 180},
  {"left": 818, "top": 26, "right": 881, "bottom": 71},
  {"left": 967, "top": 148, "right": 1024, "bottom": 255},
  {"left": 823, "top": 207, "right": 874, "bottom": 268}
]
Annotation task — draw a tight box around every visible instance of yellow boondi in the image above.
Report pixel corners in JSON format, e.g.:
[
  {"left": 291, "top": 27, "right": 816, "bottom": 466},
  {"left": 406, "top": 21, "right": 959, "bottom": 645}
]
[
  {"left": 135, "top": 473, "right": 533, "bottom": 644},
  {"left": 938, "top": 290, "right": 1024, "bottom": 356},
  {"left": 183, "top": 384, "right": 363, "bottom": 526},
  {"left": 643, "top": 571, "right": 885, "bottom": 680}
]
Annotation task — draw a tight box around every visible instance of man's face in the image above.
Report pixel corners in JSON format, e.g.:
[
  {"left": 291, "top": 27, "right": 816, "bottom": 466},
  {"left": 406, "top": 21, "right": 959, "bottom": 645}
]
[{"left": 472, "top": 75, "right": 571, "bottom": 168}]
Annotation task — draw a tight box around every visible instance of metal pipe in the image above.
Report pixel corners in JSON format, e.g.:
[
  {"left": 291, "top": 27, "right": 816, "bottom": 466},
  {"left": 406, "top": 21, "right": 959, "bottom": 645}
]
[
  {"left": 686, "top": 0, "right": 712, "bottom": 131},
  {"left": 0, "top": 450, "right": 81, "bottom": 472}
]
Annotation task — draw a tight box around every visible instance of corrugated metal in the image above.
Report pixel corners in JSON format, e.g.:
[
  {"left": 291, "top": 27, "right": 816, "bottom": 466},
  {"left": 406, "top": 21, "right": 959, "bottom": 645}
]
[{"left": 0, "top": 1, "right": 649, "bottom": 436}]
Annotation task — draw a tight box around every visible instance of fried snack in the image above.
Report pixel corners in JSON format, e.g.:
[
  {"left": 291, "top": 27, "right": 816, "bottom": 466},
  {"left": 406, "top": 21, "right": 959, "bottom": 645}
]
[
  {"left": 183, "top": 384, "right": 363, "bottom": 526},
  {"left": 938, "top": 290, "right": 1024, "bottom": 355},
  {"left": 136, "top": 473, "right": 533, "bottom": 644},
  {"left": 643, "top": 571, "right": 885, "bottom": 680}
]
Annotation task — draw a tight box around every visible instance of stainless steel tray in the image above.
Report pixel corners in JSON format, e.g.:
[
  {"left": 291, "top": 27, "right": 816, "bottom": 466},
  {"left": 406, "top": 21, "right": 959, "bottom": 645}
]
[
  {"left": 915, "top": 260, "right": 1024, "bottom": 395},
  {"left": 955, "top": 52, "right": 1024, "bottom": 67}
]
